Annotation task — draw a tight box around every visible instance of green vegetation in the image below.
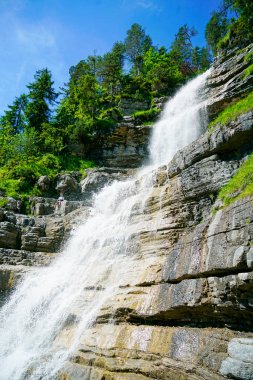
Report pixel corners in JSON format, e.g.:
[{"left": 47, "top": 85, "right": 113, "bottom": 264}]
[
  {"left": 208, "top": 91, "right": 253, "bottom": 129},
  {"left": 0, "top": 198, "right": 8, "bottom": 208},
  {"left": 244, "top": 50, "right": 253, "bottom": 62},
  {"left": 0, "top": 153, "right": 94, "bottom": 200},
  {"left": 132, "top": 108, "right": 160, "bottom": 125},
  {"left": 205, "top": 9, "right": 230, "bottom": 55},
  {"left": 242, "top": 64, "right": 253, "bottom": 79},
  {"left": 218, "top": 154, "right": 253, "bottom": 205},
  {"left": 205, "top": 0, "right": 253, "bottom": 54}
]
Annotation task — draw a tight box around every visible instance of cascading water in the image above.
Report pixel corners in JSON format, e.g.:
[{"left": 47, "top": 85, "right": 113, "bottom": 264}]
[{"left": 0, "top": 70, "right": 210, "bottom": 380}]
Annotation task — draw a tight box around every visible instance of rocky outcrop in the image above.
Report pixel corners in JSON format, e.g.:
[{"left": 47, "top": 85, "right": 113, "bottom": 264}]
[
  {"left": 80, "top": 167, "right": 135, "bottom": 202},
  {"left": 56, "top": 173, "right": 79, "bottom": 195},
  {"left": 207, "top": 43, "right": 253, "bottom": 118},
  {"left": 119, "top": 98, "right": 150, "bottom": 116},
  {"left": 55, "top": 102, "right": 253, "bottom": 379},
  {"left": 153, "top": 96, "right": 169, "bottom": 110},
  {"left": 89, "top": 122, "right": 152, "bottom": 168}
]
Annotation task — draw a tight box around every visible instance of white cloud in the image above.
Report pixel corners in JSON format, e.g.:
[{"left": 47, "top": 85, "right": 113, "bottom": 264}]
[
  {"left": 16, "top": 23, "right": 56, "bottom": 50},
  {"left": 137, "top": 0, "right": 155, "bottom": 9},
  {"left": 121, "top": 0, "right": 161, "bottom": 13}
]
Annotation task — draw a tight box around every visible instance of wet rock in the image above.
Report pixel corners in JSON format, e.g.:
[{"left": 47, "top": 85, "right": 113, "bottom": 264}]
[
  {"left": 123, "top": 115, "right": 134, "bottom": 122},
  {"left": 166, "top": 111, "right": 253, "bottom": 180},
  {"left": 80, "top": 168, "right": 132, "bottom": 201},
  {"left": 2, "top": 44, "right": 253, "bottom": 380},
  {"left": 0, "top": 248, "right": 54, "bottom": 266},
  {"left": 247, "top": 248, "right": 253, "bottom": 269},
  {"left": 0, "top": 268, "right": 15, "bottom": 290},
  {"left": 153, "top": 96, "right": 169, "bottom": 110},
  {"left": 220, "top": 338, "right": 253, "bottom": 379}
]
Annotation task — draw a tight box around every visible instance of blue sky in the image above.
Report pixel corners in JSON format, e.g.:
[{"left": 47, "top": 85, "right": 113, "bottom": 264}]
[{"left": 0, "top": 0, "right": 221, "bottom": 114}]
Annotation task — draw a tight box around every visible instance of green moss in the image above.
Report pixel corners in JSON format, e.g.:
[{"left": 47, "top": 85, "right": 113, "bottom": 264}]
[
  {"left": 244, "top": 50, "right": 253, "bottom": 63},
  {"left": 242, "top": 64, "right": 253, "bottom": 79},
  {"left": 218, "top": 154, "right": 253, "bottom": 206},
  {"left": 208, "top": 91, "right": 253, "bottom": 129}
]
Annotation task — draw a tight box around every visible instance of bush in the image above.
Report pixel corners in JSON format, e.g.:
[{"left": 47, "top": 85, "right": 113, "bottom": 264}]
[
  {"left": 132, "top": 108, "right": 160, "bottom": 125},
  {"left": 93, "top": 118, "right": 116, "bottom": 135},
  {"left": 59, "top": 155, "right": 95, "bottom": 172},
  {"left": 0, "top": 153, "right": 95, "bottom": 201}
]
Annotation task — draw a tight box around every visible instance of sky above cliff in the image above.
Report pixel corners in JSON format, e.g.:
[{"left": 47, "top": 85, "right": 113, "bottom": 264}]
[{"left": 0, "top": 0, "right": 221, "bottom": 113}]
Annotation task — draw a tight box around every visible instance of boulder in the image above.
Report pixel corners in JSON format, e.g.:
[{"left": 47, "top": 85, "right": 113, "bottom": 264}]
[
  {"left": 37, "top": 175, "right": 52, "bottom": 192},
  {"left": 56, "top": 174, "right": 79, "bottom": 194}
]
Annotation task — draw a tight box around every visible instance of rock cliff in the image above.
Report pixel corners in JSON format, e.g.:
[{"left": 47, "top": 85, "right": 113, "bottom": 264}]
[
  {"left": 57, "top": 45, "right": 253, "bottom": 380},
  {"left": 1, "top": 45, "right": 253, "bottom": 379}
]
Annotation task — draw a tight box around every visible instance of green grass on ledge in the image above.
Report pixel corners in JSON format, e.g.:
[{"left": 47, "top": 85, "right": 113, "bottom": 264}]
[
  {"left": 208, "top": 91, "right": 253, "bottom": 130},
  {"left": 243, "top": 64, "right": 253, "bottom": 79},
  {"left": 218, "top": 154, "right": 253, "bottom": 206}
]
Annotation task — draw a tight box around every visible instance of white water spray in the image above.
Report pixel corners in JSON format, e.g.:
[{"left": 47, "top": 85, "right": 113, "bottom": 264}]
[{"left": 0, "top": 70, "right": 210, "bottom": 380}]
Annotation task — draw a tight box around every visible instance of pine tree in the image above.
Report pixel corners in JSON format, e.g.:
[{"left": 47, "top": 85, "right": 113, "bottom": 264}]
[
  {"left": 97, "top": 42, "right": 125, "bottom": 95},
  {"left": 26, "top": 68, "right": 58, "bottom": 131},
  {"left": 170, "top": 25, "right": 197, "bottom": 75},
  {"left": 124, "top": 23, "right": 152, "bottom": 75},
  {"left": 205, "top": 11, "right": 229, "bottom": 55},
  {"left": 1, "top": 94, "right": 28, "bottom": 135}
]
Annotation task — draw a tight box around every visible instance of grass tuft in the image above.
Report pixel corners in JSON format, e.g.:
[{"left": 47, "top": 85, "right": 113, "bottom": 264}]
[
  {"left": 218, "top": 154, "right": 253, "bottom": 206},
  {"left": 208, "top": 91, "right": 253, "bottom": 129}
]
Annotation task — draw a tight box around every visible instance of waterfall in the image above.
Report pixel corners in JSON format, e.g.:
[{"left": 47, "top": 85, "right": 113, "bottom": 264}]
[{"left": 0, "top": 70, "right": 210, "bottom": 380}]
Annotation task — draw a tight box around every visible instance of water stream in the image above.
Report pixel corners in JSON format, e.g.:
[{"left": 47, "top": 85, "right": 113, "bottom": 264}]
[{"left": 0, "top": 70, "right": 210, "bottom": 380}]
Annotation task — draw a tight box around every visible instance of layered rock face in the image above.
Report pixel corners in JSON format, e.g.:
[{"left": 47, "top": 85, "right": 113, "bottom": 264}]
[
  {"left": 89, "top": 122, "right": 152, "bottom": 168},
  {"left": 207, "top": 43, "right": 253, "bottom": 118},
  {"left": 58, "top": 46, "right": 253, "bottom": 379}
]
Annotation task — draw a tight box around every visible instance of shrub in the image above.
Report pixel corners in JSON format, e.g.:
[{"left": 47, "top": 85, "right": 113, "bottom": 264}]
[{"left": 99, "top": 107, "right": 123, "bottom": 122}]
